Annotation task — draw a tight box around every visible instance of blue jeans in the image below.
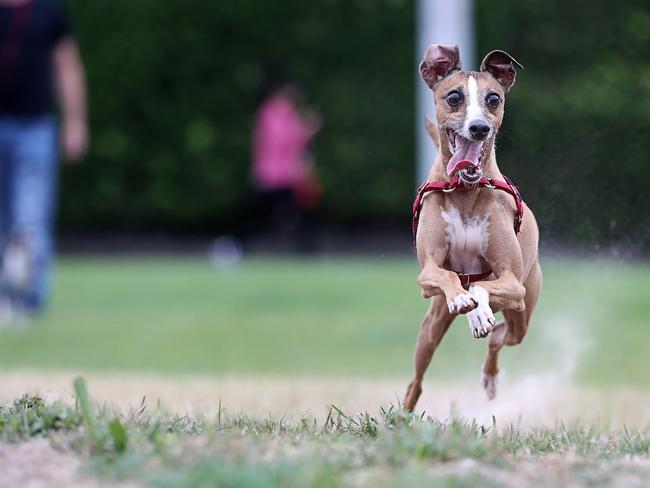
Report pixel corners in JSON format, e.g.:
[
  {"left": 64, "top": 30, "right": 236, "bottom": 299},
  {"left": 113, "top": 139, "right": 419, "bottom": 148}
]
[{"left": 0, "top": 116, "right": 57, "bottom": 313}]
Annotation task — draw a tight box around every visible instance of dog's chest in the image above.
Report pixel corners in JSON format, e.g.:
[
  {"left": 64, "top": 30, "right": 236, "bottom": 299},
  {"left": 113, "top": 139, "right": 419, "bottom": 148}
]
[{"left": 440, "top": 206, "right": 489, "bottom": 274}]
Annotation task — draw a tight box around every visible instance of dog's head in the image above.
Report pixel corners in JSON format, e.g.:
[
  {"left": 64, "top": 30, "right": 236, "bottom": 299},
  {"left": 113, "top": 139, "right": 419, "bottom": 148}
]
[{"left": 420, "top": 44, "right": 522, "bottom": 183}]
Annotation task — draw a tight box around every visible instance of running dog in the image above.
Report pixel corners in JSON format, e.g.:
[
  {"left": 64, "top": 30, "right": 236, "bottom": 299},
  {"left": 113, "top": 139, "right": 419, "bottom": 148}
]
[{"left": 403, "top": 44, "right": 542, "bottom": 411}]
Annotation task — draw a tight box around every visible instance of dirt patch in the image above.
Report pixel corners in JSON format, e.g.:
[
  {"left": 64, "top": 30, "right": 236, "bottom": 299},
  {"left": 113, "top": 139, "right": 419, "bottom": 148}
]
[
  {"left": 0, "top": 438, "right": 98, "bottom": 488},
  {"left": 1, "top": 369, "right": 649, "bottom": 428}
]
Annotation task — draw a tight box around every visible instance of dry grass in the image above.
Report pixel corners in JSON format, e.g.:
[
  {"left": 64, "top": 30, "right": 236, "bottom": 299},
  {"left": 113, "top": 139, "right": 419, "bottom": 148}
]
[
  {"left": 2, "top": 369, "right": 650, "bottom": 428},
  {"left": 1, "top": 378, "right": 649, "bottom": 488}
]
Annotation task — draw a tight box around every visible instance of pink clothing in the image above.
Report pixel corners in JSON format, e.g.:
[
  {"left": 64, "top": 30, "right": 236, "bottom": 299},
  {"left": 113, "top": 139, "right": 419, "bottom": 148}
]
[{"left": 252, "top": 94, "right": 316, "bottom": 190}]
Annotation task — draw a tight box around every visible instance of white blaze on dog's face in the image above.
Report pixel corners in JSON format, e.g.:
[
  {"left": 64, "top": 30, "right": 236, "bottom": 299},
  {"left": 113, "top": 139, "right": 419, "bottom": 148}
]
[
  {"left": 463, "top": 75, "right": 486, "bottom": 139},
  {"left": 419, "top": 45, "right": 523, "bottom": 182}
]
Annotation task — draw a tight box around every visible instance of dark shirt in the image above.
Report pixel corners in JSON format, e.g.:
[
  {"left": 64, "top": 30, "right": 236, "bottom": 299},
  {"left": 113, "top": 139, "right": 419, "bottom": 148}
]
[{"left": 0, "top": 0, "right": 70, "bottom": 116}]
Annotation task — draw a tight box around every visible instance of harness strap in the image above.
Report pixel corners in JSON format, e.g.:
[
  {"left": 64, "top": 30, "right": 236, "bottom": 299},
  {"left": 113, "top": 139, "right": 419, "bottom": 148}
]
[
  {"left": 412, "top": 174, "right": 525, "bottom": 287},
  {"left": 413, "top": 175, "right": 524, "bottom": 240},
  {"left": 457, "top": 270, "right": 493, "bottom": 287}
]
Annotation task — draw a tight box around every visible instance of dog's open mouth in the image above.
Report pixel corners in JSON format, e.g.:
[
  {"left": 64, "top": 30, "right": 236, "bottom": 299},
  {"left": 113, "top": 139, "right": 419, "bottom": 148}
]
[{"left": 446, "top": 129, "right": 488, "bottom": 184}]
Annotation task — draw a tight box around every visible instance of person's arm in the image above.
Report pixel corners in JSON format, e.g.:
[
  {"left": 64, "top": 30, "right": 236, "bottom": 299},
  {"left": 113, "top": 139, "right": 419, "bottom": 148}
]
[{"left": 53, "top": 38, "right": 88, "bottom": 162}]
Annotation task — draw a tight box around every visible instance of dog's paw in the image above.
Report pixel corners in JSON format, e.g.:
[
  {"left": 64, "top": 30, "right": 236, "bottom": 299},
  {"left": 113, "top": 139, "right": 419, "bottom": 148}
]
[
  {"left": 467, "top": 286, "right": 495, "bottom": 339},
  {"left": 482, "top": 372, "right": 498, "bottom": 400},
  {"left": 467, "top": 306, "right": 495, "bottom": 338},
  {"left": 448, "top": 293, "right": 477, "bottom": 315}
]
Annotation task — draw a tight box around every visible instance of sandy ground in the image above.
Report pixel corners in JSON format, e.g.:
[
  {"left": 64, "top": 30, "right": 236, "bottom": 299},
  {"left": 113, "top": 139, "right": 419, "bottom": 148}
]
[
  {"left": 0, "top": 438, "right": 139, "bottom": 488},
  {"left": 1, "top": 369, "right": 649, "bottom": 428},
  {"left": 0, "top": 439, "right": 92, "bottom": 488}
]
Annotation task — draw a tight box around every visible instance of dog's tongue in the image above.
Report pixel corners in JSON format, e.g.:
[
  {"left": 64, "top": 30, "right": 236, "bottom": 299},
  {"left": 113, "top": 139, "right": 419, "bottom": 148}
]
[{"left": 447, "top": 138, "right": 483, "bottom": 175}]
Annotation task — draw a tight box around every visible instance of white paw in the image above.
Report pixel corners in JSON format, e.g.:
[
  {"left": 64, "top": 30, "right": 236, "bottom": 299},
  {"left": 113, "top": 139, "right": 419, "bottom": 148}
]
[
  {"left": 448, "top": 293, "right": 477, "bottom": 315},
  {"left": 466, "top": 285, "right": 495, "bottom": 339},
  {"left": 482, "top": 372, "right": 498, "bottom": 400}
]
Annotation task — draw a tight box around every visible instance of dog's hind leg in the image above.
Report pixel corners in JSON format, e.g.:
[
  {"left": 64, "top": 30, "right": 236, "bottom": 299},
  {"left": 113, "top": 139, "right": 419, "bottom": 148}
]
[
  {"left": 481, "top": 262, "right": 542, "bottom": 399},
  {"left": 403, "top": 295, "right": 455, "bottom": 412},
  {"left": 482, "top": 319, "right": 506, "bottom": 400}
]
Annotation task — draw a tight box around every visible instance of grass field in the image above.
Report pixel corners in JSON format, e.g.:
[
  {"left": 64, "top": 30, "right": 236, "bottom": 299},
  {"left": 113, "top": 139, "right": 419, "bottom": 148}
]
[
  {"left": 0, "top": 256, "right": 649, "bottom": 487},
  {"left": 0, "top": 256, "right": 648, "bottom": 383}
]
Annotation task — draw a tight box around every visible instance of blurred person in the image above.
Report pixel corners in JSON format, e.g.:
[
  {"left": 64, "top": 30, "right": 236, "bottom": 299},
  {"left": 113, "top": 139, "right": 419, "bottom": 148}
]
[
  {"left": 0, "top": 0, "right": 87, "bottom": 321},
  {"left": 251, "top": 82, "right": 322, "bottom": 253}
]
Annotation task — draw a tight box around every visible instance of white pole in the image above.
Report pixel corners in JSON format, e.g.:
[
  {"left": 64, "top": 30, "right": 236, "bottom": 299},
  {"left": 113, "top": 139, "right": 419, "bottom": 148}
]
[{"left": 416, "top": 0, "right": 474, "bottom": 184}]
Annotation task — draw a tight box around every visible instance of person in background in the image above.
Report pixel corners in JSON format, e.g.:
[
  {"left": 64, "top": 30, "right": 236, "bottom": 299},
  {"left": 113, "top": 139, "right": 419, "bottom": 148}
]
[
  {"left": 252, "top": 82, "right": 322, "bottom": 253},
  {"left": 0, "top": 0, "right": 88, "bottom": 321}
]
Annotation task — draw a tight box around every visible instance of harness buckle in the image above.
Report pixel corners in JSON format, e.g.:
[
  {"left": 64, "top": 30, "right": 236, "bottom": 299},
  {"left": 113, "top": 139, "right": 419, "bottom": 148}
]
[
  {"left": 484, "top": 178, "right": 496, "bottom": 189},
  {"left": 458, "top": 273, "right": 470, "bottom": 287},
  {"left": 442, "top": 184, "right": 456, "bottom": 193}
]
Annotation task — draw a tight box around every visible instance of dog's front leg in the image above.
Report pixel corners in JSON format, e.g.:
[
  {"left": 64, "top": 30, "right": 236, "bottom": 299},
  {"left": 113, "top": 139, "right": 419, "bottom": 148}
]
[
  {"left": 473, "top": 270, "right": 526, "bottom": 312},
  {"left": 473, "top": 222, "right": 528, "bottom": 314},
  {"left": 418, "top": 260, "right": 477, "bottom": 315},
  {"left": 416, "top": 199, "right": 478, "bottom": 315},
  {"left": 463, "top": 227, "right": 527, "bottom": 338},
  {"left": 464, "top": 272, "right": 524, "bottom": 339}
]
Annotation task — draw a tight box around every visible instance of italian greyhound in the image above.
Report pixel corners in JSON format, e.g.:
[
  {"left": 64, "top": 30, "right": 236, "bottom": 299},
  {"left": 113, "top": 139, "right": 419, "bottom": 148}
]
[{"left": 403, "top": 44, "right": 542, "bottom": 411}]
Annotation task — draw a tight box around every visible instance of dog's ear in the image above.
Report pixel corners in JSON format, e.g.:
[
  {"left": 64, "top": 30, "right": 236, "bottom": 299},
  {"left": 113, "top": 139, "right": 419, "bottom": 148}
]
[
  {"left": 419, "top": 44, "right": 462, "bottom": 89},
  {"left": 480, "top": 50, "right": 523, "bottom": 92}
]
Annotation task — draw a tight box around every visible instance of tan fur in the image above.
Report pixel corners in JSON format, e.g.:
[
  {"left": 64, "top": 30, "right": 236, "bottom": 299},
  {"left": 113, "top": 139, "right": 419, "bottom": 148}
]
[
  {"left": 424, "top": 115, "right": 439, "bottom": 149},
  {"left": 404, "top": 48, "right": 541, "bottom": 412}
]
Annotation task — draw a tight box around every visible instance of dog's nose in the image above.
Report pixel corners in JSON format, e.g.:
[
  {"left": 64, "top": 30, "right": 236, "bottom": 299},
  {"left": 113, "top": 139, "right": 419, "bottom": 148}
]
[{"left": 469, "top": 121, "right": 490, "bottom": 140}]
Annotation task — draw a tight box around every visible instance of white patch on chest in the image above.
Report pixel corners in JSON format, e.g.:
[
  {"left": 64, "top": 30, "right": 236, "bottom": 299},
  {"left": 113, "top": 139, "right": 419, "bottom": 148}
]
[{"left": 441, "top": 206, "right": 489, "bottom": 274}]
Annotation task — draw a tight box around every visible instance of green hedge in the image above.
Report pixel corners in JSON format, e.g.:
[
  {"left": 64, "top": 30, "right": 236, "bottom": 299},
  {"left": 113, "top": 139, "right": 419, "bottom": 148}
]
[
  {"left": 61, "top": 0, "right": 414, "bottom": 233},
  {"left": 61, "top": 0, "right": 650, "bottom": 249},
  {"left": 476, "top": 0, "right": 650, "bottom": 249}
]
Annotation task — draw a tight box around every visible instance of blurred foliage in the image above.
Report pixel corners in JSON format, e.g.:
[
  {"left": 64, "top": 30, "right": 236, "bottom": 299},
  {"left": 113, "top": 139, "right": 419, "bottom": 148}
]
[
  {"left": 62, "top": 0, "right": 414, "bottom": 233},
  {"left": 476, "top": 0, "right": 650, "bottom": 249},
  {"left": 61, "top": 0, "right": 649, "bottom": 248}
]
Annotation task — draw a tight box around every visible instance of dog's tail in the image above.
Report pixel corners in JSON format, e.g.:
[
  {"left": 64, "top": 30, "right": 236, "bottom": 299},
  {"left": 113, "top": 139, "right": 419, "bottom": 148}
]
[{"left": 424, "top": 116, "right": 439, "bottom": 149}]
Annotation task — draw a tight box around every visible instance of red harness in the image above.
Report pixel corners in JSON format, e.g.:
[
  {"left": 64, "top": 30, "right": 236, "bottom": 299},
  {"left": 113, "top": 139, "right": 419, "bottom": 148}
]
[{"left": 412, "top": 174, "right": 524, "bottom": 286}]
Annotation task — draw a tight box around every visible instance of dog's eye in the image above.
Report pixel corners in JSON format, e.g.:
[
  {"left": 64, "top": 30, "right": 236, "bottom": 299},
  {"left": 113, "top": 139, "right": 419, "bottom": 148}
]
[
  {"left": 486, "top": 93, "right": 501, "bottom": 109},
  {"left": 446, "top": 91, "right": 463, "bottom": 107}
]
